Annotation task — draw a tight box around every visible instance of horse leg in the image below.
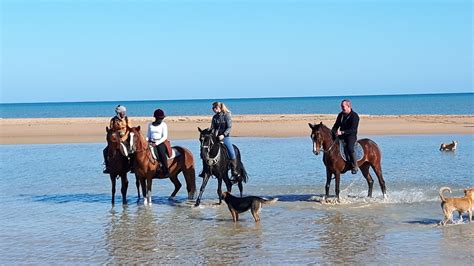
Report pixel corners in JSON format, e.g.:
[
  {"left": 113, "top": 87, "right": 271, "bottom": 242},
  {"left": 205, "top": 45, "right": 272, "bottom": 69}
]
[
  {"left": 139, "top": 177, "right": 147, "bottom": 204},
  {"left": 335, "top": 172, "right": 341, "bottom": 202},
  {"left": 371, "top": 163, "right": 387, "bottom": 199},
  {"left": 120, "top": 174, "right": 129, "bottom": 205},
  {"left": 110, "top": 175, "right": 116, "bottom": 205},
  {"left": 217, "top": 176, "right": 224, "bottom": 205},
  {"left": 135, "top": 176, "right": 140, "bottom": 200},
  {"left": 195, "top": 174, "right": 210, "bottom": 207},
  {"left": 324, "top": 168, "right": 332, "bottom": 200},
  {"left": 168, "top": 174, "right": 182, "bottom": 200},
  {"left": 182, "top": 168, "right": 196, "bottom": 200},
  {"left": 360, "top": 163, "right": 374, "bottom": 197},
  {"left": 146, "top": 177, "right": 153, "bottom": 205}
]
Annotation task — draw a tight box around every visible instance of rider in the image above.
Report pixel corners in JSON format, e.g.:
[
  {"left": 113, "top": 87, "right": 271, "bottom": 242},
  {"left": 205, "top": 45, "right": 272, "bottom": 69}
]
[
  {"left": 331, "top": 99, "right": 360, "bottom": 174},
  {"left": 103, "top": 105, "right": 133, "bottom": 174},
  {"left": 205, "top": 101, "right": 240, "bottom": 182},
  {"left": 147, "top": 109, "right": 170, "bottom": 178}
]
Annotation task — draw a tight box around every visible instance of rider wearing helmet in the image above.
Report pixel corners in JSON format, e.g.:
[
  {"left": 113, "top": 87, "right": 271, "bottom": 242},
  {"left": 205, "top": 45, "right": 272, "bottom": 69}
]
[
  {"left": 147, "top": 109, "right": 170, "bottom": 178},
  {"left": 103, "top": 105, "right": 133, "bottom": 174}
]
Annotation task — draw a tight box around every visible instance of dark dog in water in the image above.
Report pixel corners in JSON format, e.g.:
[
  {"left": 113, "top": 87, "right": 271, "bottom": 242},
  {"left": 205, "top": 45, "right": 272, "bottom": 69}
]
[{"left": 221, "top": 191, "right": 278, "bottom": 222}]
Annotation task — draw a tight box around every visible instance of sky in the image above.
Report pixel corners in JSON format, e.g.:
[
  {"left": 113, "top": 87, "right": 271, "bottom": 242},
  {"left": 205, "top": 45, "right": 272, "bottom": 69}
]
[{"left": 0, "top": 0, "right": 472, "bottom": 103}]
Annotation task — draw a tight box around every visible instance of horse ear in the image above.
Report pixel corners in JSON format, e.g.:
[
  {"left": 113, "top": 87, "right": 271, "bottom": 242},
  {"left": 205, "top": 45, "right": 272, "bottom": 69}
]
[
  {"left": 308, "top": 123, "right": 314, "bottom": 129},
  {"left": 137, "top": 126, "right": 140, "bottom": 131},
  {"left": 106, "top": 126, "right": 109, "bottom": 132},
  {"left": 198, "top": 127, "right": 202, "bottom": 132},
  {"left": 319, "top": 121, "right": 323, "bottom": 125}
]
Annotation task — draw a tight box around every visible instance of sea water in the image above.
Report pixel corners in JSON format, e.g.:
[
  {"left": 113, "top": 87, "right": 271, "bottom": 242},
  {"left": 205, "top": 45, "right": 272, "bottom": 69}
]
[
  {"left": 0, "top": 134, "right": 473, "bottom": 264},
  {"left": 1, "top": 93, "right": 473, "bottom": 118}
]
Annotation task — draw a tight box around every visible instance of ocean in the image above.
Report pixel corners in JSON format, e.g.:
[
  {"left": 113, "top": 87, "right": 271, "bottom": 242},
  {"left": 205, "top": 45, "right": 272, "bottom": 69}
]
[
  {"left": 0, "top": 135, "right": 473, "bottom": 264},
  {"left": 1, "top": 93, "right": 473, "bottom": 118}
]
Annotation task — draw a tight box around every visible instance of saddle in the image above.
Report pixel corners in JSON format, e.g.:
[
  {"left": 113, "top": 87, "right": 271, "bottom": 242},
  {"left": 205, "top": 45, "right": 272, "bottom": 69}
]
[
  {"left": 338, "top": 139, "right": 364, "bottom": 162},
  {"left": 149, "top": 144, "right": 180, "bottom": 160}
]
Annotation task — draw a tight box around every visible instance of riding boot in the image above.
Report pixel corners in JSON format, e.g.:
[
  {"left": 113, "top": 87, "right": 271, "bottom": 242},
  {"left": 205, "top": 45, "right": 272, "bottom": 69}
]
[
  {"left": 103, "top": 148, "right": 110, "bottom": 174},
  {"left": 229, "top": 159, "right": 240, "bottom": 183},
  {"left": 350, "top": 152, "right": 359, "bottom": 174}
]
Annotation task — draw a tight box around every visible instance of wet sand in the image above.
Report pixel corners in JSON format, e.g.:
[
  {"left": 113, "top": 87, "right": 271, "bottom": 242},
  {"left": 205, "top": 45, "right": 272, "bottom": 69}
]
[{"left": 0, "top": 114, "right": 472, "bottom": 144}]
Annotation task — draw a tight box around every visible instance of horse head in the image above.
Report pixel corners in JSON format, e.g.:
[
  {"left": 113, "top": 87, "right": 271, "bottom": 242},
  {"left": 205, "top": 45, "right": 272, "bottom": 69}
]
[
  {"left": 198, "top": 127, "right": 220, "bottom": 164},
  {"left": 308, "top": 122, "right": 333, "bottom": 156},
  {"left": 128, "top": 126, "right": 146, "bottom": 153},
  {"left": 106, "top": 126, "right": 122, "bottom": 157}
]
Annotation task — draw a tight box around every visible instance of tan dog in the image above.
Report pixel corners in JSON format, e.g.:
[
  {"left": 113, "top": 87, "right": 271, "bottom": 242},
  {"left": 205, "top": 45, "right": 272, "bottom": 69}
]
[
  {"left": 221, "top": 192, "right": 278, "bottom": 222},
  {"left": 439, "top": 187, "right": 474, "bottom": 225},
  {"left": 439, "top": 140, "right": 458, "bottom": 151}
]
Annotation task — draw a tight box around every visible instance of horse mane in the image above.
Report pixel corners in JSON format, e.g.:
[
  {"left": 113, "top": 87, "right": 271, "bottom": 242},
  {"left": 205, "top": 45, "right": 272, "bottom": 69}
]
[{"left": 130, "top": 127, "right": 148, "bottom": 150}]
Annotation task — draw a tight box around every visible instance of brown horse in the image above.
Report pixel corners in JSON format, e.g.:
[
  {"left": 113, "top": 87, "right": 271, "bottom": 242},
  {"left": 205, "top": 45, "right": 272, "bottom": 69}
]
[
  {"left": 105, "top": 127, "right": 139, "bottom": 205},
  {"left": 128, "top": 126, "right": 196, "bottom": 205},
  {"left": 308, "top": 122, "right": 387, "bottom": 201}
]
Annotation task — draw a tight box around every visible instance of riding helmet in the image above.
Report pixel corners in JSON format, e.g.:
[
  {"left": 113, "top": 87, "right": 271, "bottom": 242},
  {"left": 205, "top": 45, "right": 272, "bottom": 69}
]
[
  {"left": 153, "top": 109, "right": 166, "bottom": 119},
  {"left": 115, "top": 105, "right": 127, "bottom": 113}
]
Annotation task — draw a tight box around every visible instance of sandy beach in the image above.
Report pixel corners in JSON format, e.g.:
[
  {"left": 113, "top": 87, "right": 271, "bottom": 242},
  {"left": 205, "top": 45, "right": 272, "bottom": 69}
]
[{"left": 0, "top": 114, "right": 472, "bottom": 145}]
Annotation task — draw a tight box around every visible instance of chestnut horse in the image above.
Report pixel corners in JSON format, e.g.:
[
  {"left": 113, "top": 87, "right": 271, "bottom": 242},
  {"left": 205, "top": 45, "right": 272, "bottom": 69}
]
[
  {"left": 309, "top": 122, "right": 387, "bottom": 200},
  {"left": 128, "top": 126, "right": 196, "bottom": 205},
  {"left": 105, "top": 127, "right": 140, "bottom": 205}
]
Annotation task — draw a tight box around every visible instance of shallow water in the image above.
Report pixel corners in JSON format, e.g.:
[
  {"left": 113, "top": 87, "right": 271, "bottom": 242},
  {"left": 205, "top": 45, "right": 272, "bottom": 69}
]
[{"left": 0, "top": 135, "right": 473, "bottom": 264}]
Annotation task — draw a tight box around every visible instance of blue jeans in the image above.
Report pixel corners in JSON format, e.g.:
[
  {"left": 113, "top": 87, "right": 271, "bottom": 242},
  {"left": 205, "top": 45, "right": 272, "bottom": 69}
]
[{"left": 223, "top": 136, "right": 236, "bottom": 160}]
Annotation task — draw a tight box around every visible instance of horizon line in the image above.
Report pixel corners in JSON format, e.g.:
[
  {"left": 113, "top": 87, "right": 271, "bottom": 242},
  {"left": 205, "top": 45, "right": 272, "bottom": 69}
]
[{"left": 1, "top": 91, "right": 472, "bottom": 105}]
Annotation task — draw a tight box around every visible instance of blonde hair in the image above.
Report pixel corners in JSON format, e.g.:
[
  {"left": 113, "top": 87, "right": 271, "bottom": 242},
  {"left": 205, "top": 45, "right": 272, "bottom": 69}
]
[{"left": 212, "top": 102, "right": 231, "bottom": 113}]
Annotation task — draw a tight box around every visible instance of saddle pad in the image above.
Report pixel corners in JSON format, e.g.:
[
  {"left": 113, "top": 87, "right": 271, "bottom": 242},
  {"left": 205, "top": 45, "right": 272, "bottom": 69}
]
[
  {"left": 149, "top": 145, "right": 180, "bottom": 160},
  {"left": 338, "top": 140, "right": 364, "bottom": 162}
]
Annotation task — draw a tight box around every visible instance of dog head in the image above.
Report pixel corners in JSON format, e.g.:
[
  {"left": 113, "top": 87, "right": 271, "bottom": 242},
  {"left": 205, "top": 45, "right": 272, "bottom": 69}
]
[
  {"left": 464, "top": 188, "right": 474, "bottom": 200},
  {"left": 221, "top": 191, "right": 230, "bottom": 200}
]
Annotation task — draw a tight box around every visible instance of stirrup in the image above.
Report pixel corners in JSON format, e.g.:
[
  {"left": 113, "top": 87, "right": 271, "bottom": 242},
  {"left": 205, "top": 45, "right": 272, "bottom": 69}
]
[{"left": 351, "top": 168, "right": 358, "bottom": 174}]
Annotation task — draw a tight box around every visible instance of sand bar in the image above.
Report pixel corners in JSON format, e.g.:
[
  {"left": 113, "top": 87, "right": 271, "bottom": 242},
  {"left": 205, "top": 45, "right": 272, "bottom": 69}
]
[{"left": 0, "top": 114, "right": 472, "bottom": 145}]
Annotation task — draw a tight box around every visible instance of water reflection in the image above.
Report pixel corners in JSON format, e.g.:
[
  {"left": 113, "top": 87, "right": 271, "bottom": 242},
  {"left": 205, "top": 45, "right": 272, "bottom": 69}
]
[
  {"left": 105, "top": 206, "right": 160, "bottom": 264},
  {"left": 316, "top": 210, "right": 383, "bottom": 264}
]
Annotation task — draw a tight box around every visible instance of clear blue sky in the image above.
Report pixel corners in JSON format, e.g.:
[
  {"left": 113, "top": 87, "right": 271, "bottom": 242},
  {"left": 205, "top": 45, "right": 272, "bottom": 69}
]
[{"left": 1, "top": 0, "right": 472, "bottom": 103}]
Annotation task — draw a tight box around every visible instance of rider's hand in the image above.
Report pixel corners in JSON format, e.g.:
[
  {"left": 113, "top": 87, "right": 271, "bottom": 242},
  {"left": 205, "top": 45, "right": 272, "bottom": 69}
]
[
  {"left": 218, "top": 135, "right": 225, "bottom": 141},
  {"left": 336, "top": 129, "right": 343, "bottom": 136}
]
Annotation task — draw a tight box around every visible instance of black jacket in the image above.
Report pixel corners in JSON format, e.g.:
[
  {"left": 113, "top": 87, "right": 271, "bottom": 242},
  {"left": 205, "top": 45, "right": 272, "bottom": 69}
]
[
  {"left": 332, "top": 110, "right": 359, "bottom": 137},
  {"left": 210, "top": 112, "right": 232, "bottom": 137}
]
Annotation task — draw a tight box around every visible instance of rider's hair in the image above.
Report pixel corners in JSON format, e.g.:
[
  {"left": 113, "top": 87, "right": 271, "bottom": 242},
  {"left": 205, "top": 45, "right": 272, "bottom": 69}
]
[
  {"left": 212, "top": 102, "right": 231, "bottom": 113},
  {"left": 341, "top": 99, "right": 352, "bottom": 108}
]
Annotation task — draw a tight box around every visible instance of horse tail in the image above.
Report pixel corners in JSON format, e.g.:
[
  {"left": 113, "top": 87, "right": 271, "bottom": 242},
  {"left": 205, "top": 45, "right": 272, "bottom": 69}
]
[
  {"left": 439, "top": 187, "right": 451, "bottom": 202},
  {"left": 233, "top": 145, "right": 249, "bottom": 183},
  {"left": 239, "top": 161, "right": 249, "bottom": 183},
  {"left": 175, "top": 146, "right": 197, "bottom": 197}
]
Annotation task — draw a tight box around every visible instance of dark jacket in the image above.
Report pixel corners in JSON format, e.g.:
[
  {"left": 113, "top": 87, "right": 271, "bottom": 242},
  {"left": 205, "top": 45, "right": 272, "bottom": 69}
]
[
  {"left": 332, "top": 110, "right": 359, "bottom": 138},
  {"left": 211, "top": 112, "right": 232, "bottom": 137}
]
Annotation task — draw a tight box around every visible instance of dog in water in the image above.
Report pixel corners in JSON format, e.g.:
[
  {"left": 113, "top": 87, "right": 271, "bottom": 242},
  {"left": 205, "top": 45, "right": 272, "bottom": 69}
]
[
  {"left": 221, "top": 192, "right": 278, "bottom": 222},
  {"left": 439, "top": 187, "right": 474, "bottom": 225},
  {"left": 439, "top": 140, "right": 458, "bottom": 151}
]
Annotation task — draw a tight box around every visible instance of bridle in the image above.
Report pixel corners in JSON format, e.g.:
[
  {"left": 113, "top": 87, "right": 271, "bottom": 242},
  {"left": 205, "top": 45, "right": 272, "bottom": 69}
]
[
  {"left": 311, "top": 128, "right": 337, "bottom": 155},
  {"left": 200, "top": 133, "right": 221, "bottom": 166}
]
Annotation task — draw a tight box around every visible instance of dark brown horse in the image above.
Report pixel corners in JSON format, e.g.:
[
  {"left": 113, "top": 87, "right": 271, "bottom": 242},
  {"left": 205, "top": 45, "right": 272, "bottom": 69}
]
[
  {"left": 105, "top": 127, "right": 140, "bottom": 205},
  {"left": 309, "top": 122, "right": 387, "bottom": 201},
  {"left": 128, "top": 126, "right": 196, "bottom": 205}
]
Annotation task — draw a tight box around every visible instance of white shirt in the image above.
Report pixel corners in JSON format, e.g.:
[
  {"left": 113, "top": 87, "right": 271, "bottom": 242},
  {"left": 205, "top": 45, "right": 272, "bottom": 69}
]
[{"left": 147, "top": 121, "right": 168, "bottom": 145}]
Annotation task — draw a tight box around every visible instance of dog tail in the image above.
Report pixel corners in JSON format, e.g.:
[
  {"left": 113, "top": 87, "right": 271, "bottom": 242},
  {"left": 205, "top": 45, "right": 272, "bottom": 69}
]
[
  {"left": 439, "top": 187, "right": 451, "bottom": 202},
  {"left": 261, "top": 198, "right": 279, "bottom": 204}
]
